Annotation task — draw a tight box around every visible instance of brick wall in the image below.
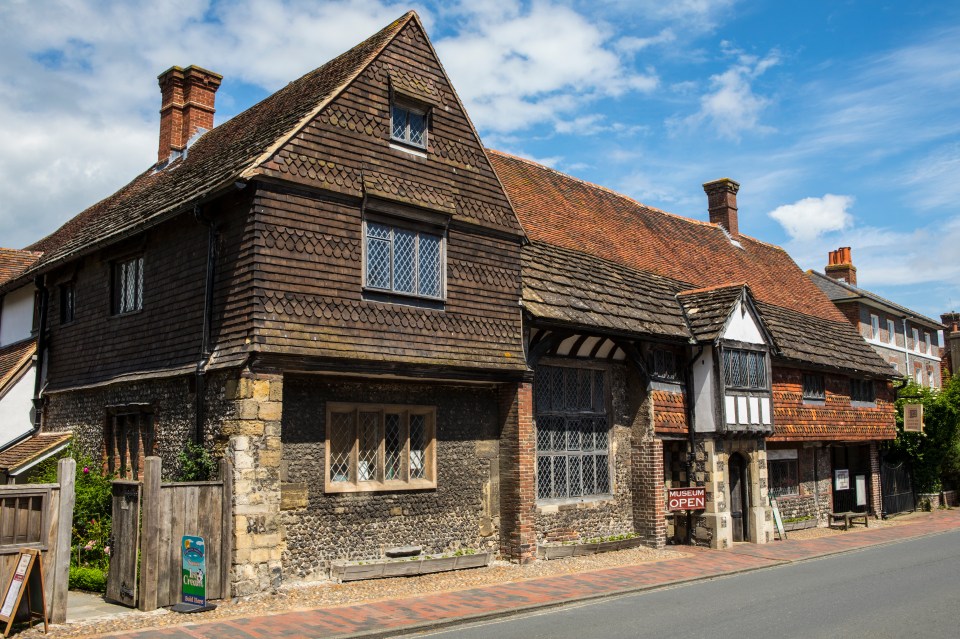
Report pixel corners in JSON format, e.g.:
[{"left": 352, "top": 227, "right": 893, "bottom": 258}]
[{"left": 499, "top": 381, "right": 536, "bottom": 563}]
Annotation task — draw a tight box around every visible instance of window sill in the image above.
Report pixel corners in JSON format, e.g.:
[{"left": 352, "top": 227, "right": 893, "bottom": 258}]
[
  {"left": 851, "top": 400, "right": 877, "bottom": 408},
  {"left": 802, "top": 398, "right": 825, "bottom": 406},
  {"left": 111, "top": 309, "right": 144, "bottom": 318},
  {"left": 389, "top": 141, "right": 428, "bottom": 158},
  {"left": 325, "top": 479, "right": 437, "bottom": 494},
  {"left": 362, "top": 289, "right": 445, "bottom": 310},
  {"left": 537, "top": 494, "right": 615, "bottom": 513}
]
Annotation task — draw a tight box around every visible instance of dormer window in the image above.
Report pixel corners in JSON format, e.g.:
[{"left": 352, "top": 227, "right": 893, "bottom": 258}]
[
  {"left": 722, "top": 348, "right": 768, "bottom": 390},
  {"left": 391, "top": 98, "right": 428, "bottom": 149}
]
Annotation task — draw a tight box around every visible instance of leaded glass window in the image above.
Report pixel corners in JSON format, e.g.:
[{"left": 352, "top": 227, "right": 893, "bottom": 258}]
[
  {"left": 365, "top": 222, "right": 444, "bottom": 299},
  {"left": 534, "top": 365, "right": 610, "bottom": 500},
  {"left": 325, "top": 404, "right": 436, "bottom": 492},
  {"left": 113, "top": 255, "right": 144, "bottom": 314},
  {"left": 722, "top": 349, "right": 767, "bottom": 390},
  {"left": 651, "top": 349, "right": 679, "bottom": 381},
  {"left": 768, "top": 459, "right": 799, "bottom": 498},
  {"left": 802, "top": 373, "right": 825, "bottom": 401},
  {"left": 391, "top": 100, "right": 428, "bottom": 148},
  {"left": 850, "top": 378, "right": 876, "bottom": 403}
]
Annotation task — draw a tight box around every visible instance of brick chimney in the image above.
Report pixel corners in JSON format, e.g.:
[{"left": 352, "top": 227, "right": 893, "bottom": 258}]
[
  {"left": 825, "top": 246, "right": 857, "bottom": 286},
  {"left": 157, "top": 65, "right": 222, "bottom": 164},
  {"left": 703, "top": 178, "right": 740, "bottom": 237},
  {"left": 941, "top": 312, "right": 960, "bottom": 378}
]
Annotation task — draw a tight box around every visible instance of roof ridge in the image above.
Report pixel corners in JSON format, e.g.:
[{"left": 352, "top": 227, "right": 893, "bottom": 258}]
[{"left": 677, "top": 282, "right": 747, "bottom": 296}]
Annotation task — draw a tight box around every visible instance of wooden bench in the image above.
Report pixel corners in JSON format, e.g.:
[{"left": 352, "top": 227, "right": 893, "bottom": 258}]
[{"left": 828, "top": 511, "right": 869, "bottom": 530}]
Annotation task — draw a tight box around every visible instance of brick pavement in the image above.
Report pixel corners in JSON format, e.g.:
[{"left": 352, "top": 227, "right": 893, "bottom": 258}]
[{"left": 102, "top": 510, "right": 960, "bottom": 639}]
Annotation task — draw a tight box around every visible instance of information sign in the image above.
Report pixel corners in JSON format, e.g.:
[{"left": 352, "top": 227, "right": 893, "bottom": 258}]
[
  {"left": 904, "top": 404, "right": 924, "bottom": 432},
  {"left": 0, "top": 548, "right": 47, "bottom": 637},
  {"left": 668, "top": 487, "right": 706, "bottom": 511},
  {"left": 181, "top": 536, "right": 207, "bottom": 607},
  {"left": 835, "top": 469, "right": 850, "bottom": 491}
]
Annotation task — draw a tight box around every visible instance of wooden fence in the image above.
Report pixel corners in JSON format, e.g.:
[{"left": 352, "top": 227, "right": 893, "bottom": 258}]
[
  {"left": 108, "top": 457, "right": 232, "bottom": 611},
  {"left": 0, "top": 459, "right": 75, "bottom": 623}
]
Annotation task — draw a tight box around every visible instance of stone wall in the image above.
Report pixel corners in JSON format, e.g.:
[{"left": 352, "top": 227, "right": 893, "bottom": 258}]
[
  {"left": 768, "top": 444, "right": 831, "bottom": 524},
  {"left": 278, "top": 375, "right": 500, "bottom": 582},
  {"left": 699, "top": 437, "right": 773, "bottom": 548}
]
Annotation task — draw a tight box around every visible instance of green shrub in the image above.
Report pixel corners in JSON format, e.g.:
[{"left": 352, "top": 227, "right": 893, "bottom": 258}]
[
  {"left": 176, "top": 442, "right": 216, "bottom": 481},
  {"left": 69, "top": 566, "right": 107, "bottom": 592}
]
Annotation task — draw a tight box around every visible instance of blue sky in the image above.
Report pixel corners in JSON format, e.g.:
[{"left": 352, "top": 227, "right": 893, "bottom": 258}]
[{"left": 1, "top": 0, "right": 958, "bottom": 322}]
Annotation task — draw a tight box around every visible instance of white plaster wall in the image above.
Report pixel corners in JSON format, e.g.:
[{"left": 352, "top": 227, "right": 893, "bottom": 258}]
[
  {"left": 721, "top": 300, "right": 764, "bottom": 344},
  {"left": 0, "top": 285, "right": 35, "bottom": 347},
  {"left": 0, "top": 363, "right": 35, "bottom": 449},
  {"left": 693, "top": 349, "right": 716, "bottom": 433}
]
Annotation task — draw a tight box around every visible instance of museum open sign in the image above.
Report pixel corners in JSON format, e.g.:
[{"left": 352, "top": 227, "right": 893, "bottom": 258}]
[{"left": 668, "top": 487, "right": 706, "bottom": 511}]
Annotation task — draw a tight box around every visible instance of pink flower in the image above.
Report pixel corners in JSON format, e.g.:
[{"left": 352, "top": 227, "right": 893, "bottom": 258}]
[
  {"left": 83, "top": 541, "right": 95, "bottom": 551},
  {"left": 104, "top": 546, "right": 111, "bottom": 556},
  {"left": 83, "top": 467, "right": 89, "bottom": 474}
]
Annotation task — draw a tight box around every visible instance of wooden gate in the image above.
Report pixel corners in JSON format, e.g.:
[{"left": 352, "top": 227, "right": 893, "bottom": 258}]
[
  {"left": 105, "top": 481, "right": 141, "bottom": 607},
  {"left": 107, "top": 457, "right": 233, "bottom": 611}
]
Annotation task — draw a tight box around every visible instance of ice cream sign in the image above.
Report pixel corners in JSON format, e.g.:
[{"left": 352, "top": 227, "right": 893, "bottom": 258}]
[{"left": 181, "top": 536, "right": 207, "bottom": 607}]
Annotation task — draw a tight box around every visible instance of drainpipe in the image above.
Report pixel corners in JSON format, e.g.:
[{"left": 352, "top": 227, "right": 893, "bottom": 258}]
[
  {"left": 683, "top": 343, "right": 705, "bottom": 545},
  {"left": 193, "top": 203, "right": 219, "bottom": 446},
  {"left": 31, "top": 275, "right": 49, "bottom": 430},
  {"left": 902, "top": 317, "right": 912, "bottom": 382}
]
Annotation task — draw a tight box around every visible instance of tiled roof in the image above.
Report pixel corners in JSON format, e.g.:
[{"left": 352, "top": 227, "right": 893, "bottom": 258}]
[
  {"left": 757, "top": 302, "right": 895, "bottom": 376},
  {"left": 490, "top": 150, "right": 895, "bottom": 378},
  {"left": 0, "top": 339, "right": 36, "bottom": 395},
  {"left": 0, "top": 248, "right": 41, "bottom": 285},
  {"left": 808, "top": 270, "right": 944, "bottom": 329},
  {"left": 522, "top": 242, "right": 690, "bottom": 340},
  {"left": 0, "top": 432, "right": 72, "bottom": 474},
  {"left": 489, "top": 150, "right": 846, "bottom": 321},
  {"left": 17, "top": 13, "right": 415, "bottom": 282},
  {"left": 677, "top": 284, "right": 747, "bottom": 342}
]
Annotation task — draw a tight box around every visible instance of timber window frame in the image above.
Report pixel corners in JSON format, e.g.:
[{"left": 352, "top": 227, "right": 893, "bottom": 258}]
[
  {"left": 721, "top": 348, "right": 769, "bottom": 391},
  {"left": 802, "top": 373, "right": 825, "bottom": 402},
  {"left": 534, "top": 364, "right": 611, "bottom": 502},
  {"left": 59, "top": 281, "right": 76, "bottom": 324},
  {"left": 112, "top": 255, "right": 144, "bottom": 315},
  {"left": 767, "top": 449, "right": 799, "bottom": 498},
  {"left": 363, "top": 220, "right": 445, "bottom": 299},
  {"left": 390, "top": 96, "right": 429, "bottom": 149},
  {"left": 104, "top": 406, "right": 155, "bottom": 480},
  {"left": 325, "top": 403, "right": 437, "bottom": 493},
  {"left": 849, "top": 378, "right": 876, "bottom": 404}
]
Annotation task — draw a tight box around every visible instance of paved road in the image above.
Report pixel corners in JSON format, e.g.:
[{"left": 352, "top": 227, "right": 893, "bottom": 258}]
[{"left": 412, "top": 529, "right": 960, "bottom": 639}]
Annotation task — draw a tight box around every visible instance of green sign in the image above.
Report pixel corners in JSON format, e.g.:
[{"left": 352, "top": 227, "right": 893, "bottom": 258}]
[{"left": 181, "top": 536, "right": 206, "bottom": 607}]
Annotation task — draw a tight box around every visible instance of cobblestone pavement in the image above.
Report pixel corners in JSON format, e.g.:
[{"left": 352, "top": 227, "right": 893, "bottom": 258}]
[{"left": 19, "top": 509, "right": 956, "bottom": 639}]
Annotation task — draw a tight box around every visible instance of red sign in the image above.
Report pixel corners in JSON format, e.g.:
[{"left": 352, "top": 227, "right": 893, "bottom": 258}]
[{"left": 668, "top": 487, "right": 705, "bottom": 511}]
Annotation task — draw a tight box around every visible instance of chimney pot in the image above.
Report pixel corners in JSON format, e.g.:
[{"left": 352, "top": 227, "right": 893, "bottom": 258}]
[
  {"left": 703, "top": 178, "right": 740, "bottom": 237},
  {"left": 157, "top": 65, "right": 222, "bottom": 165},
  {"left": 824, "top": 246, "right": 857, "bottom": 286}
]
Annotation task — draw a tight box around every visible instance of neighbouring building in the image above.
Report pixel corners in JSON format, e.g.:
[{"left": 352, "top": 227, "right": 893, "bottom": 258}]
[
  {"left": 1, "top": 248, "right": 42, "bottom": 451},
  {"left": 2, "top": 11, "right": 898, "bottom": 595},
  {"left": 938, "top": 312, "right": 960, "bottom": 381},
  {"left": 809, "top": 247, "right": 944, "bottom": 388},
  {"left": 490, "top": 155, "right": 897, "bottom": 549}
]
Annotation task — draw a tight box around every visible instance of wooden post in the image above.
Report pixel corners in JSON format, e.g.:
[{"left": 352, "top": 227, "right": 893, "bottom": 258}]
[
  {"left": 50, "top": 458, "right": 75, "bottom": 624},
  {"left": 138, "top": 457, "right": 161, "bottom": 611},
  {"left": 219, "top": 458, "right": 233, "bottom": 599}
]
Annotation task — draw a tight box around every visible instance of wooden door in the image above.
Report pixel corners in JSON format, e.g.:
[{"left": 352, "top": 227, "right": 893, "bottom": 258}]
[
  {"left": 106, "top": 481, "right": 141, "bottom": 607},
  {"left": 729, "top": 453, "right": 748, "bottom": 542}
]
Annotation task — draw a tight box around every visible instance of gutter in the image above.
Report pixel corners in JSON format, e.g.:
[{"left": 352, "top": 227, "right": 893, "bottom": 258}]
[
  {"left": 192, "top": 201, "right": 222, "bottom": 446},
  {"left": 31, "top": 274, "right": 48, "bottom": 431}
]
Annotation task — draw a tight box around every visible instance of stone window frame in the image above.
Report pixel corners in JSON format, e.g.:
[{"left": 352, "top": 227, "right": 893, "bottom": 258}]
[
  {"left": 324, "top": 402, "right": 437, "bottom": 494},
  {"left": 767, "top": 449, "right": 799, "bottom": 498},
  {"left": 104, "top": 404, "right": 155, "bottom": 480}
]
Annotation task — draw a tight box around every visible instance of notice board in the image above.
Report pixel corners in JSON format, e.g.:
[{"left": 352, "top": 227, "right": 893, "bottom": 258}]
[{"left": 0, "top": 548, "right": 47, "bottom": 636}]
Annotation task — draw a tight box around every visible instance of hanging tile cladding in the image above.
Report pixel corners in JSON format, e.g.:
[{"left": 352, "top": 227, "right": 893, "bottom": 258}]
[
  {"left": 256, "top": 20, "right": 522, "bottom": 236},
  {"left": 251, "top": 187, "right": 526, "bottom": 371},
  {"left": 42, "top": 193, "right": 255, "bottom": 390},
  {"left": 757, "top": 302, "right": 894, "bottom": 377},
  {"left": 652, "top": 389, "right": 688, "bottom": 436},
  {"left": 521, "top": 242, "right": 690, "bottom": 340},
  {"left": 767, "top": 367, "right": 895, "bottom": 442},
  {"left": 677, "top": 285, "right": 745, "bottom": 342},
  {"left": 21, "top": 14, "right": 412, "bottom": 278},
  {"left": 489, "top": 150, "right": 848, "bottom": 321},
  {"left": 279, "top": 376, "right": 500, "bottom": 581}
]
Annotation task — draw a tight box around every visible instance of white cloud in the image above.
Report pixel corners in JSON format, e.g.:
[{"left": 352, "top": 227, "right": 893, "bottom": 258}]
[
  {"left": 768, "top": 194, "right": 854, "bottom": 242},
  {"left": 675, "top": 47, "right": 779, "bottom": 141},
  {"left": 435, "top": 1, "right": 658, "bottom": 133}
]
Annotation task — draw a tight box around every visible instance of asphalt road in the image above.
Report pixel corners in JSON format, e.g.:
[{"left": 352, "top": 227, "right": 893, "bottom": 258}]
[{"left": 410, "top": 529, "right": 960, "bottom": 639}]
